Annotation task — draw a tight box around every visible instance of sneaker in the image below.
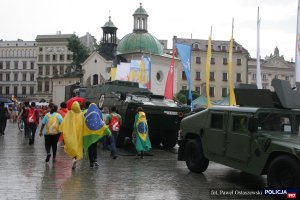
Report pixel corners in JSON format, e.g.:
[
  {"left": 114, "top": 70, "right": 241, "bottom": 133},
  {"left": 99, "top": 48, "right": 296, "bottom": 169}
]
[
  {"left": 94, "top": 162, "right": 99, "bottom": 167},
  {"left": 45, "top": 154, "right": 51, "bottom": 162},
  {"left": 72, "top": 159, "right": 77, "bottom": 169},
  {"left": 89, "top": 163, "right": 94, "bottom": 168}
]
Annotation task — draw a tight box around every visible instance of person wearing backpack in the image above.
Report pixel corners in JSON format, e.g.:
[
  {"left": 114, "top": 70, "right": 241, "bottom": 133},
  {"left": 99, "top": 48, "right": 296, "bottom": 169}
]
[
  {"left": 132, "top": 107, "right": 151, "bottom": 159},
  {"left": 0, "top": 102, "right": 9, "bottom": 136},
  {"left": 39, "top": 103, "right": 63, "bottom": 162},
  {"left": 27, "top": 102, "right": 40, "bottom": 145},
  {"left": 106, "top": 106, "right": 122, "bottom": 159}
]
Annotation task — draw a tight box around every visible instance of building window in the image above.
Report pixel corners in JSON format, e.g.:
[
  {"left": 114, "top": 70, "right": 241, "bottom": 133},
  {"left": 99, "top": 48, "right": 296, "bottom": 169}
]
[
  {"left": 53, "top": 65, "right": 58, "bottom": 75},
  {"left": 30, "top": 62, "right": 34, "bottom": 69},
  {"left": 262, "top": 74, "right": 267, "bottom": 81},
  {"left": 39, "top": 47, "right": 43, "bottom": 52},
  {"left": 14, "top": 73, "right": 18, "bottom": 81},
  {"left": 196, "top": 57, "right": 201, "bottom": 64},
  {"left": 23, "top": 61, "right": 27, "bottom": 69},
  {"left": 252, "top": 73, "right": 256, "bottom": 80},
  {"left": 30, "top": 73, "right": 34, "bottom": 81},
  {"left": 93, "top": 74, "right": 99, "bottom": 85},
  {"left": 23, "top": 73, "right": 26, "bottom": 81},
  {"left": 38, "top": 66, "right": 43, "bottom": 75},
  {"left": 6, "top": 73, "right": 10, "bottom": 81},
  {"left": 195, "top": 72, "right": 201, "bottom": 80},
  {"left": 0, "top": 73, "right": 2, "bottom": 81},
  {"left": 45, "top": 81, "right": 49, "bottom": 92},
  {"left": 38, "top": 81, "right": 42, "bottom": 92},
  {"left": 14, "top": 61, "right": 18, "bottom": 69},
  {"left": 0, "top": 86, "right": 2, "bottom": 95},
  {"left": 45, "top": 55, "right": 50, "bottom": 62},
  {"left": 5, "top": 86, "right": 9, "bottom": 95},
  {"left": 195, "top": 86, "right": 201, "bottom": 93},
  {"left": 182, "top": 71, "right": 186, "bottom": 80},
  {"left": 67, "top": 55, "right": 72, "bottom": 60},
  {"left": 223, "top": 58, "right": 228, "bottom": 65},
  {"left": 30, "top": 87, "right": 34, "bottom": 95},
  {"left": 60, "top": 54, "right": 64, "bottom": 61},
  {"left": 275, "top": 74, "right": 279, "bottom": 79},
  {"left": 211, "top": 57, "right": 215, "bottom": 64},
  {"left": 182, "top": 86, "right": 187, "bottom": 90},
  {"left": 60, "top": 65, "right": 64, "bottom": 74},
  {"left": 156, "top": 71, "right": 164, "bottom": 82},
  {"left": 222, "top": 72, "right": 228, "bottom": 81},
  {"left": 209, "top": 87, "right": 215, "bottom": 97},
  {"left": 236, "top": 73, "right": 242, "bottom": 82},
  {"left": 14, "top": 86, "right": 18, "bottom": 95},
  {"left": 285, "top": 76, "right": 289, "bottom": 81},
  {"left": 53, "top": 54, "right": 57, "bottom": 61},
  {"left": 22, "top": 86, "right": 26, "bottom": 95},
  {"left": 6, "top": 61, "right": 10, "bottom": 69},
  {"left": 221, "top": 46, "right": 226, "bottom": 51},
  {"left": 222, "top": 88, "right": 228, "bottom": 97},
  {"left": 210, "top": 72, "right": 215, "bottom": 81},
  {"left": 193, "top": 43, "right": 199, "bottom": 49},
  {"left": 0, "top": 62, "right": 3, "bottom": 69},
  {"left": 237, "top": 59, "right": 242, "bottom": 65},
  {"left": 46, "top": 66, "right": 50, "bottom": 75},
  {"left": 38, "top": 55, "right": 43, "bottom": 62}
]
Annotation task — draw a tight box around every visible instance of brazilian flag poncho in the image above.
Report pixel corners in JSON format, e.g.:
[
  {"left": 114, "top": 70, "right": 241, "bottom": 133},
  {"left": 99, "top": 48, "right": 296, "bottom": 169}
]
[{"left": 133, "top": 111, "right": 151, "bottom": 152}]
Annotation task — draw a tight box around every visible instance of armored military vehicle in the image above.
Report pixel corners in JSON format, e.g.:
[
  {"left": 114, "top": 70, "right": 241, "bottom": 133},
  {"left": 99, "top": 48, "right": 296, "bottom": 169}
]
[
  {"left": 178, "top": 79, "right": 300, "bottom": 188},
  {"left": 85, "top": 80, "right": 190, "bottom": 148}
]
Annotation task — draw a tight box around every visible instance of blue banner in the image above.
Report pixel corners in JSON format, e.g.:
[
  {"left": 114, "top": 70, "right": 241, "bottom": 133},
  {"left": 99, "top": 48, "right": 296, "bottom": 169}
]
[{"left": 176, "top": 43, "right": 193, "bottom": 110}]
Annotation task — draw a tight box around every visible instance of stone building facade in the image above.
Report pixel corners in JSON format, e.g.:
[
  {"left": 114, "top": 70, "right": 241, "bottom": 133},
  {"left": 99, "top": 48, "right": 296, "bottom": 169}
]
[{"left": 0, "top": 39, "right": 37, "bottom": 100}]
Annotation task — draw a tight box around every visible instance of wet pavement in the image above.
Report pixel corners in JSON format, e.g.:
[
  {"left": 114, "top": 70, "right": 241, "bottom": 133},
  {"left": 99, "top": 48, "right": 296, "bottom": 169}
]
[{"left": 0, "top": 121, "right": 269, "bottom": 200}]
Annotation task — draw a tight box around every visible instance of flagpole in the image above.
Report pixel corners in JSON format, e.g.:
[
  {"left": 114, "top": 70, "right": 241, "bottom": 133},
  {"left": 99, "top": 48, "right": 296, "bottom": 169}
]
[
  {"left": 205, "top": 27, "right": 212, "bottom": 108},
  {"left": 295, "top": 0, "right": 300, "bottom": 82},
  {"left": 256, "top": 7, "right": 262, "bottom": 89},
  {"left": 228, "top": 18, "right": 236, "bottom": 106}
]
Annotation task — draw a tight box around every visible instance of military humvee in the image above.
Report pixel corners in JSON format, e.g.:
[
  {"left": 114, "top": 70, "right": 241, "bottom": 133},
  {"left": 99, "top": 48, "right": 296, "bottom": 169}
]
[
  {"left": 85, "top": 80, "right": 190, "bottom": 148},
  {"left": 178, "top": 79, "right": 300, "bottom": 188}
]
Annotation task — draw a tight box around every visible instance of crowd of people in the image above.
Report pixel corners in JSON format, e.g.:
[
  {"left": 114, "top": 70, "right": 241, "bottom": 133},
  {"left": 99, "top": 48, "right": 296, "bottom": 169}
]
[{"left": 0, "top": 98, "right": 152, "bottom": 169}]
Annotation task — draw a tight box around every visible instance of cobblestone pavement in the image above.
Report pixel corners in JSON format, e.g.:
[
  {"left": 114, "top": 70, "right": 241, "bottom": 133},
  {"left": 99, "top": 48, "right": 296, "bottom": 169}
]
[{"left": 0, "top": 121, "right": 269, "bottom": 200}]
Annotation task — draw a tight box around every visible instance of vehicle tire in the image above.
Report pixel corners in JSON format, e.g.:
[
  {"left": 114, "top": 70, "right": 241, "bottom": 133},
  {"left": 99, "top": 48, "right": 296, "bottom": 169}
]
[
  {"left": 267, "top": 155, "right": 300, "bottom": 188},
  {"left": 161, "top": 131, "right": 177, "bottom": 149},
  {"left": 185, "top": 139, "right": 209, "bottom": 173}
]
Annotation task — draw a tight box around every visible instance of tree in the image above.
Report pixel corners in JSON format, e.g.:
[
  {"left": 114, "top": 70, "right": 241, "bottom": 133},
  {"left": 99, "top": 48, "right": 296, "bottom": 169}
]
[
  {"left": 67, "top": 34, "right": 90, "bottom": 72},
  {"left": 174, "top": 90, "right": 200, "bottom": 104}
]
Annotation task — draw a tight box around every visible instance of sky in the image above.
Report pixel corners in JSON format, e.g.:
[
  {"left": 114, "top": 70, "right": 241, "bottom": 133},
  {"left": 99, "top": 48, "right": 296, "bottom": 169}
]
[{"left": 1, "top": 0, "right": 298, "bottom": 61}]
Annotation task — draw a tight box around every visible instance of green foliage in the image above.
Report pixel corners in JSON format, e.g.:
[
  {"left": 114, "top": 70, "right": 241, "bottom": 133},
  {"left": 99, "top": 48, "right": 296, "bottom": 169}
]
[
  {"left": 175, "top": 93, "right": 187, "bottom": 104},
  {"left": 176, "top": 90, "right": 200, "bottom": 104},
  {"left": 67, "top": 34, "right": 90, "bottom": 72}
]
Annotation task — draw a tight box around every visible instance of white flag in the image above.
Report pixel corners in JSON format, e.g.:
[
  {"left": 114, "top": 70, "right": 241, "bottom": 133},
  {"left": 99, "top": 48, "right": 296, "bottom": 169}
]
[
  {"left": 256, "top": 7, "right": 262, "bottom": 89},
  {"left": 295, "top": 0, "right": 300, "bottom": 82}
]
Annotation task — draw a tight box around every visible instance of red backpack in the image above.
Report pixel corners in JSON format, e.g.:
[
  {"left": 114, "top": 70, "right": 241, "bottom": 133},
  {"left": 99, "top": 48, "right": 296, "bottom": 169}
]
[
  {"left": 27, "top": 108, "right": 37, "bottom": 123},
  {"left": 109, "top": 114, "right": 120, "bottom": 132}
]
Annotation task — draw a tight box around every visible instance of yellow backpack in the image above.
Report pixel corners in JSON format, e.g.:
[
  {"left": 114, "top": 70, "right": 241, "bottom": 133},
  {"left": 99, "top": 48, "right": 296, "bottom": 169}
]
[{"left": 46, "top": 113, "right": 59, "bottom": 134}]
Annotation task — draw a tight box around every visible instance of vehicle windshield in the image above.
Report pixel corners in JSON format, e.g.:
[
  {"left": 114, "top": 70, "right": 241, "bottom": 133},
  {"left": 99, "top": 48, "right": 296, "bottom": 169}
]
[{"left": 258, "top": 112, "right": 293, "bottom": 134}]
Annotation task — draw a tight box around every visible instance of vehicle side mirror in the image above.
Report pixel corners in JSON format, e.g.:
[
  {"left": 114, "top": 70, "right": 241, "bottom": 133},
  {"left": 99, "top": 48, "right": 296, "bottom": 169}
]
[
  {"left": 120, "top": 92, "right": 126, "bottom": 101},
  {"left": 248, "top": 117, "right": 258, "bottom": 133}
]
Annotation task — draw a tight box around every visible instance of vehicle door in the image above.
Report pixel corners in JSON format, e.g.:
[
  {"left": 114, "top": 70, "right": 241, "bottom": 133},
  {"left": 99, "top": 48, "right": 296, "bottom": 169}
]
[
  {"left": 204, "top": 111, "right": 227, "bottom": 156},
  {"left": 225, "top": 113, "right": 251, "bottom": 163}
]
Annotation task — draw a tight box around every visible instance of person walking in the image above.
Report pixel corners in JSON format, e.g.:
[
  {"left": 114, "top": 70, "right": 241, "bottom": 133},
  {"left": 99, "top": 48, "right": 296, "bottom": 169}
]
[
  {"left": 57, "top": 102, "right": 68, "bottom": 143},
  {"left": 27, "top": 102, "right": 39, "bottom": 145},
  {"left": 0, "top": 102, "right": 9, "bottom": 136},
  {"left": 39, "top": 103, "right": 63, "bottom": 162},
  {"left": 60, "top": 101, "right": 84, "bottom": 169},
  {"left": 106, "top": 106, "right": 122, "bottom": 159},
  {"left": 132, "top": 107, "right": 151, "bottom": 159},
  {"left": 17, "top": 101, "right": 30, "bottom": 137}
]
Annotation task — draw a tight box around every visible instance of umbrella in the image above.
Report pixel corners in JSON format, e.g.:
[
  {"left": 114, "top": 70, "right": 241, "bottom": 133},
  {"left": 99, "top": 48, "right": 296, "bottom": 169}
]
[{"left": 66, "top": 97, "right": 85, "bottom": 110}]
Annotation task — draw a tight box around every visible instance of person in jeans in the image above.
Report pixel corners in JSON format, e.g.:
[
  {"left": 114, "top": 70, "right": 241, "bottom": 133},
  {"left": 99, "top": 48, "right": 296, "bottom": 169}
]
[
  {"left": 27, "top": 102, "right": 39, "bottom": 145},
  {"left": 39, "top": 103, "right": 63, "bottom": 162},
  {"left": 17, "top": 101, "right": 30, "bottom": 137},
  {"left": 106, "top": 106, "right": 122, "bottom": 159}
]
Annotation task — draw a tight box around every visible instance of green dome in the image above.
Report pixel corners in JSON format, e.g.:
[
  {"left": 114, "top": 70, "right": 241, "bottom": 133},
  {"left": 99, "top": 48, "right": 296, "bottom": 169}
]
[
  {"left": 117, "top": 32, "right": 163, "bottom": 55},
  {"left": 102, "top": 17, "right": 116, "bottom": 28},
  {"left": 133, "top": 5, "right": 148, "bottom": 16}
]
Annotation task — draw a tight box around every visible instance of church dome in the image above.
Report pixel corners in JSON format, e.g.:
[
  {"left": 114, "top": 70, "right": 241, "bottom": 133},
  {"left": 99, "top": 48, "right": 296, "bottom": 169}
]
[{"left": 117, "top": 32, "right": 163, "bottom": 55}]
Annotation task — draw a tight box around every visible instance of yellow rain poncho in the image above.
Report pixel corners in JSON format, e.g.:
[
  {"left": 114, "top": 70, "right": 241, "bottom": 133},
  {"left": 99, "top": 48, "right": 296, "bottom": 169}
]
[{"left": 60, "top": 101, "right": 84, "bottom": 160}]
